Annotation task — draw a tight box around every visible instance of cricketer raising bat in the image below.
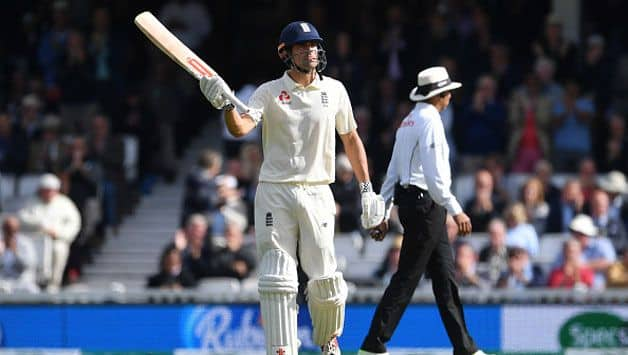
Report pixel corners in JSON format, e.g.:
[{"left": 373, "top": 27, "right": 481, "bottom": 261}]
[{"left": 134, "top": 11, "right": 248, "bottom": 112}]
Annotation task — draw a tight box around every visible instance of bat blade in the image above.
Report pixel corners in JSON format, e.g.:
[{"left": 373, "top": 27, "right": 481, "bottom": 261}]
[{"left": 134, "top": 11, "right": 214, "bottom": 80}]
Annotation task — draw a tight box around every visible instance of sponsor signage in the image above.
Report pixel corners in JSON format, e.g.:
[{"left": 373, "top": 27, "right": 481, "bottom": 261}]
[
  {"left": 0, "top": 304, "right": 498, "bottom": 351},
  {"left": 502, "top": 305, "right": 628, "bottom": 352},
  {"left": 559, "top": 312, "right": 628, "bottom": 348}
]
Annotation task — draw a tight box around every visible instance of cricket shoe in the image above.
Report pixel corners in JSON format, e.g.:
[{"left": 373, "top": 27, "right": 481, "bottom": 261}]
[
  {"left": 473, "top": 351, "right": 492, "bottom": 355},
  {"left": 356, "top": 350, "right": 388, "bottom": 355},
  {"left": 321, "top": 337, "right": 341, "bottom": 355}
]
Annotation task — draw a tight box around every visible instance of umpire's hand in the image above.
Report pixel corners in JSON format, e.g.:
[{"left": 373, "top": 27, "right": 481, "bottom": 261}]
[
  {"left": 369, "top": 219, "right": 389, "bottom": 241},
  {"left": 453, "top": 212, "right": 472, "bottom": 236}
]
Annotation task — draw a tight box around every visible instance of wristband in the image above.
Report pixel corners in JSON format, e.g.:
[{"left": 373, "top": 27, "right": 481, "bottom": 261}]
[
  {"left": 223, "top": 103, "right": 235, "bottom": 112},
  {"left": 359, "top": 181, "right": 373, "bottom": 193}
]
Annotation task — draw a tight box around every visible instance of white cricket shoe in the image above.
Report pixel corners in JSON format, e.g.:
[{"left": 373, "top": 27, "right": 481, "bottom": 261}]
[
  {"left": 356, "top": 350, "right": 388, "bottom": 355},
  {"left": 473, "top": 351, "right": 492, "bottom": 355},
  {"left": 321, "top": 337, "right": 341, "bottom": 355}
]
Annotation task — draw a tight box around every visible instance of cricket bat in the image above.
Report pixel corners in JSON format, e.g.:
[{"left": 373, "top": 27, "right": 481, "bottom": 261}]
[{"left": 134, "top": 11, "right": 248, "bottom": 112}]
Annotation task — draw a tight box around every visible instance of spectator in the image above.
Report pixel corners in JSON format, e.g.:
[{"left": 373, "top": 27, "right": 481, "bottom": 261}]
[
  {"left": 554, "top": 214, "right": 616, "bottom": 289},
  {"left": 60, "top": 136, "right": 101, "bottom": 279},
  {"left": 577, "top": 34, "right": 612, "bottom": 109},
  {"left": 210, "top": 174, "right": 248, "bottom": 237},
  {"left": 454, "top": 242, "right": 487, "bottom": 288},
  {"left": 27, "top": 114, "right": 63, "bottom": 173},
  {"left": 458, "top": 75, "right": 507, "bottom": 158},
  {"left": 488, "top": 42, "right": 519, "bottom": 100},
  {"left": 598, "top": 170, "right": 628, "bottom": 226},
  {"left": 577, "top": 157, "right": 597, "bottom": 203},
  {"left": 331, "top": 153, "right": 360, "bottom": 233},
  {"left": 37, "top": 0, "right": 71, "bottom": 88},
  {"left": 207, "top": 214, "right": 256, "bottom": 280},
  {"left": 551, "top": 82, "right": 595, "bottom": 172},
  {"left": 589, "top": 189, "right": 628, "bottom": 251},
  {"left": 546, "top": 179, "right": 586, "bottom": 233},
  {"left": 606, "top": 247, "right": 628, "bottom": 288},
  {"left": 180, "top": 213, "right": 212, "bottom": 281},
  {"left": 0, "top": 112, "right": 29, "bottom": 175},
  {"left": 601, "top": 113, "right": 628, "bottom": 173},
  {"left": 373, "top": 234, "right": 403, "bottom": 287},
  {"left": 533, "top": 159, "right": 561, "bottom": 209},
  {"left": 508, "top": 72, "right": 553, "bottom": 173},
  {"left": 378, "top": 4, "right": 415, "bottom": 84},
  {"left": 17, "top": 173, "right": 81, "bottom": 291},
  {"left": 483, "top": 154, "right": 511, "bottom": 204},
  {"left": 520, "top": 177, "right": 550, "bottom": 235},
  {"left": 0, "top": 216, "right": 39, "bottom": 293},
  {"left": 326, "top": 31, "right": 364, "bottom": 100},
  {"left": 87, "top": 114, "right": 125, "bottom": 232},
  {"left": 181, "top": 149, "right": 221, "bottom": 226},
  {"left": 147, "top": 245, "right": 196, "bottom": 289},
  {"left": 548, "top": 239, "right": 594, "bottom": 289},
  {"left": 534, "top": 57, "right": 563, "bottom": 105},
  {"left": 479, "top": 218, "right": 509, "bottom": 285},
  {"left": 504, "top": 202, "right": 539, "bottom": 258},
  {"left": 158, "top": 0, "right": 211, "bottom": 50},
  {"left": 237, "top": 142, "right": 262, "bottom": 227},
  {"left": 57, "top": 30, "right": 95, "bottom": 133},
  {"left": 88, "top": 6, "right": 121, "bottom": 113},
  {"left": 531, "top": 14, "right": 577, "bottom": 82},
  {"left": 464, "top": 169, "right": 506, "bottom": 232},
  {"left": 496, "top": 247, "right": 535, "bottom": 289}
]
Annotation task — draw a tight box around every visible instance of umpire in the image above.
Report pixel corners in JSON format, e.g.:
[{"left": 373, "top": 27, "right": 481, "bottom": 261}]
[{"left": 358, "top": 67, "right": 488, "bottom": 355}]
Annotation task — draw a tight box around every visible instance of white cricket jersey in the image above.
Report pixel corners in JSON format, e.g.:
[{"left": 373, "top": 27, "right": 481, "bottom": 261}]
[
  {"left": 246, "top": 71, "right": 357, "bottom": 184},
  {"left": 380, "top": 102, "right": 463, "bottom": 216}
]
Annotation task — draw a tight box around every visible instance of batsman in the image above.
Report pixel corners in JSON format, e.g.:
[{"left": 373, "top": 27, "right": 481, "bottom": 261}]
[{"left": 199, "top": 21, "right": 385, "bottom": 355}]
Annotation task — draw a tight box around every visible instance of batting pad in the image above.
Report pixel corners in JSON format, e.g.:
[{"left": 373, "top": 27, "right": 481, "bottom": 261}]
[
  {"left": 258, "top": 249, "right": 300, "bottom": 355},
  {"left": 307, "top": 272, "right": 348, "bottom": 345}
]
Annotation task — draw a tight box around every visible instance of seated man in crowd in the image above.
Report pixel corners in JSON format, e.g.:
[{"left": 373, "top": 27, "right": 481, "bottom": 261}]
[
  {"left": 553, "top": 214, "right": 616, "bottom": 289},
  {"left": 0, "top": 216, "right": 39, "bottom": 293},
  {"left": 179, "top": 214, "right": 213, "bottom": 281},
  {"left": 180, "top": 149, "right": 222, "bottom": 226},
  {"left": 479, "top": 218, "right": 509, "bottom": 284},
  {"left": 606, "top": 247, "right": 628, "bottom": 288},
  {"left": 147, "top": 245, "right": 197, "bottom": 289},
  {"left": 496, "top": 247, "right": 543, "bottom": 289},
  {"left": 210, "top": 174, "right": 248, "bottom": 237},
  {"left": 589, "top": 188, "right": 627, "bottom": 251},
  {"left": 546, "top": 179, "right": 586, "bottom": 233},
  {"left": 464, "top": 169, "right": 506, "bottom": 232},
  {"left": 17, "top": 174, "right": 81, "bottom": 292},
  {"left": 207, "top": 213, "right": 256, "bottom": 280},
  {"left": 454, "top": 242, "right": 488, "bottom": 288},
  {"left": 548, "top": 239, "right": 594, "bottom": 289}
]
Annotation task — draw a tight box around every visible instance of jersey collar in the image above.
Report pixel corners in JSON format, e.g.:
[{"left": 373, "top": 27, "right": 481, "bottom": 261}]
[{"left": 282, "top": 71, "right": 322, "bottom": 90}]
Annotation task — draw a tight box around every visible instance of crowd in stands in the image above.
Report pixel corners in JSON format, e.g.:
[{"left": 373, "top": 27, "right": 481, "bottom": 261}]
[{"left": 2, "top": 1, "right": 628, "bottom": 292}]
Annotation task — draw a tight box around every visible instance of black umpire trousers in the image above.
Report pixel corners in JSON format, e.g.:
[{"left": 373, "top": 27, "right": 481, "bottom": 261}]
[{"left": 361, "top": 184, "right": 478, "bottom": 355}]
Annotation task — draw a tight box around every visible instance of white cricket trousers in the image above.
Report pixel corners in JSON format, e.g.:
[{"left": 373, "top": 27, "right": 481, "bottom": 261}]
[{"left": 254, "top": 182, "right": 338, "bottom": 278}]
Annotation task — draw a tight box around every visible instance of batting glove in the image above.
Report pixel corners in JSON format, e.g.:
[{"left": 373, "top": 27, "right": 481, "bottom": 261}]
[
  {"left": 200, "top": 76, "right": 232, "bottom": 110},
  {"left": 359, "top": 182, "right": 385, "bottom": 229}
]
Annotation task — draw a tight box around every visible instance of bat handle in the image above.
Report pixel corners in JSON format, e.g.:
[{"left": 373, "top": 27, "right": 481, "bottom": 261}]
[{"left": 222, "top": 89, "right": 250, "bottom": 114}]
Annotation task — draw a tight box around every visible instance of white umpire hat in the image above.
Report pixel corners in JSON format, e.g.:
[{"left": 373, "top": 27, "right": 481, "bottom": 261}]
[{"left": 409, "top": 66, "right": 462, "bottom": 101}]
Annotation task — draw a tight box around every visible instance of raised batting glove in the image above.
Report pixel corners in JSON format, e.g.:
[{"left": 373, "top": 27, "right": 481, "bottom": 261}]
[
  {"left": 360, "top": 182, "right": 385, "bottom": 229},
  {"left": 200, "top": 76, "right": 232, "bottom": 110}
]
